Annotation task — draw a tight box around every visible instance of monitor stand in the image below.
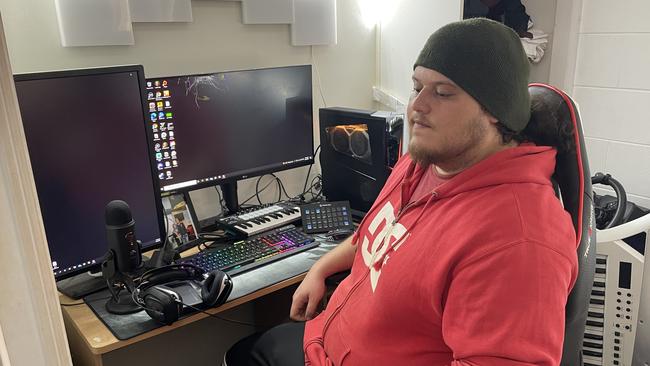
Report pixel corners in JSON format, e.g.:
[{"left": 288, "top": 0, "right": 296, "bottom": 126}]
[
  {"left": 220, "top": 181, "right": 240, "bottom": 215},
  {"left": 57, "top": 270, "right": 107, "bottom": 300}
]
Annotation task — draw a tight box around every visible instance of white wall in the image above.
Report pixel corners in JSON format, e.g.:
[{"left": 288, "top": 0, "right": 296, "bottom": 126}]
[
  {"left": 571, "top": 0, "right": 650, "bottom": 209},
  {"left": 0, "top": 0, "right": 377, "bottom": 220},
  {"left": 548, "top": 0, "right": 582, "bottom": 92},
  {"left": 377, "top": 0, "right": 559, "bottom": 104},
  {"left": 378, "top": 0, "right": 462, "bottom": 105}
]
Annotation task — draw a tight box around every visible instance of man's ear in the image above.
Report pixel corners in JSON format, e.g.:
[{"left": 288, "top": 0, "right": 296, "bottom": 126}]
[{"left": 480, "top": 106, "right": 499, "bottom": 125}]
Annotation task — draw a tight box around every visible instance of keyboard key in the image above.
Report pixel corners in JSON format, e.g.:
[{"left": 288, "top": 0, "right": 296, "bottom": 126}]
[{"left": 179, "top": 225, "right": 317, "bottom": 275}]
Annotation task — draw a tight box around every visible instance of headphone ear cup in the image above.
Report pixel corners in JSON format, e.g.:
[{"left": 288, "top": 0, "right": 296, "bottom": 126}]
[
  {"left": 142, "top": 287, "right": 183, "bottom": 325},
  {"left": 201, "top": 270, "right": 233, "bottom": 307}
]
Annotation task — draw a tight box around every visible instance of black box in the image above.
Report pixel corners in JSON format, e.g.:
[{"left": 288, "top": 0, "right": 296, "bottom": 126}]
[{"left": 319, "top": 107, "right": 402, "bottom": 216}]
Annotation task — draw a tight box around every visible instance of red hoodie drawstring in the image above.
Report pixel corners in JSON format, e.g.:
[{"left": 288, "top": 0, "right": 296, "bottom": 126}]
[
  {"left": 372, "top": 192, "right": 437, "bottom": 271},
  {"left": 351, "top": 182, "right": 409, "bottom": 247}
]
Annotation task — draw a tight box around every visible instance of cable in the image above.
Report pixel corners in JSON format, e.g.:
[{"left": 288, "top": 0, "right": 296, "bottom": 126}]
[
  {"left": 233, "top": 145, "right": 323, "bottom": 207},
  {"left": 60, "top": 295, "right": 113, "bottom": 307},
  {"left": 181, "top": 302, "right": 257, "bottom": 328},
  {"left": 213, "top": 186, "right": 228, "bottom": 214},
  {"left": 276, "top": 175, "right": 292, "bottom": 201},
  {"left": 255, "top": 176, "right": 264, "bottom": 205},
  {"left": 60, "top": 301, "right": 84, "bottom": 307},
  {"left": 297, "top": 174, "right": 323, "bottom": 203},
  {"left": 240, "top": 177, "right": 277, "bottom": 207},
  {"left": 310, "top": 46, "right": 328, "bottom": 108},
  {"left": 197, "top": 231, "right": 231, "bottom": 252},
  {"left": 306, "top": 174, "right": 323, "bottom": 202},
  {"left": 254, "top": 175, "right": 277, "bottom": 205},
  {"left": 301, "top": 145, "right": 321, "bottom": 199},
  {"left": 273, "top": 174, "right": 282, "bottom": 203}
]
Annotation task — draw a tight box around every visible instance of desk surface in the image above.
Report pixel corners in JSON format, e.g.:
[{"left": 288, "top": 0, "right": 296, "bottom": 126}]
[{"left": 60, "top": 240, "right": 336, "bottom": 357}]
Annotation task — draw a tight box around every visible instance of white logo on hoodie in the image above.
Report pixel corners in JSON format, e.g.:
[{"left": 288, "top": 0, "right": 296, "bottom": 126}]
[{"left": 361, "top": 202, "right": 408, "bottom": 292}]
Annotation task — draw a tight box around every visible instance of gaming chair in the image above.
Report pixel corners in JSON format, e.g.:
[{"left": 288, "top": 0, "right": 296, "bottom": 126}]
[{"left": 529, "top": 83, "right": 596, "bottom": 366}]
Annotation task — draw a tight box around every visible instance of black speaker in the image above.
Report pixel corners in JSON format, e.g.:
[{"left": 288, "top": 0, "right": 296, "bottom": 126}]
[{"left": 319, "top": 107, "right": 403, "bottom": 216}]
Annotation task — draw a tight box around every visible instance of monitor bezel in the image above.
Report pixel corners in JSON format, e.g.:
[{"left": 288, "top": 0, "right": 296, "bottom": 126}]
[
  {"left": 146, "top": 64, "right": 315, "bottom": 193},
  {"left": 14, "top": 65, "right": 167, "bottom": 281}
]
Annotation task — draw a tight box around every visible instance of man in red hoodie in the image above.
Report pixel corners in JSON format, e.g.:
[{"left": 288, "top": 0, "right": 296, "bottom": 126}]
[{"left": 225, "top": 18, "right": 577, "bottom": 366}]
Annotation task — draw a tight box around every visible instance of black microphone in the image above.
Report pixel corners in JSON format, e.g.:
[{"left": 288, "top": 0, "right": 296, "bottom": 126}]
[{"left": 105, "top": 200, "right": 141, "bottom": 273}]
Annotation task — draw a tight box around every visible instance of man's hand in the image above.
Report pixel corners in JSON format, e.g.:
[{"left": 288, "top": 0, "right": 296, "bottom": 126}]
[
  {"left": 290, "top": 269, "right": 326, "bottom": 321},
  {"left": 289, "top": 235, "right": 356, "bottom": 321}
]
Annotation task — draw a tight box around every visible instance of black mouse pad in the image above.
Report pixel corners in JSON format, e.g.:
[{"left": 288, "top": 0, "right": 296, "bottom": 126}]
[{"left": 83, "top": 243, "right": 331, "bottom": 340}]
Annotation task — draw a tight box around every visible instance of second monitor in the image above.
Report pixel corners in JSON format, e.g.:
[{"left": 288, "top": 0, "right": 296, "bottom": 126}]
[{"left": 146, "top": 65, "right": 314, "bottom": 209}]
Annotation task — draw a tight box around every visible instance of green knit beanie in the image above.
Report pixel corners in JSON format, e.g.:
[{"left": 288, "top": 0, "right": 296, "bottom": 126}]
[{"left": 414, "top": 18, "right": 530, "bottom": 132}]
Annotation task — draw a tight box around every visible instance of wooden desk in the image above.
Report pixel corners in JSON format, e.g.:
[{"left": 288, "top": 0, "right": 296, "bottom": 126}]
[{"left": 60, "top": 242, "right": 334, "bottom": 366}]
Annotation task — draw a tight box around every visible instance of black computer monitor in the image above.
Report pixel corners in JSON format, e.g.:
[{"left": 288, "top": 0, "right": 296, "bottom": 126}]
[
  {"left": 14, "top": 65, "right": 165, "bottom": 280},
  {"left": 145, "top": 65, "right": 314, "bottom": 207}
]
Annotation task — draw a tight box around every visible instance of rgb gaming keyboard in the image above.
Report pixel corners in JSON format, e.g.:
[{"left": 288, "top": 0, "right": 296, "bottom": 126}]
[{"left": 179, "top": 225, "right": 318, "bottom": 276}]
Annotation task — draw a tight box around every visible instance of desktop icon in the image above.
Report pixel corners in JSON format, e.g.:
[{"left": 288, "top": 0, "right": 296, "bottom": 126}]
[
  {"left": 147, "top": 92, "right": 154, "bottom": 100},
  {"left": 163, "top": 151, "right": 170, "bottom": 159},
  {"left": 164, "top": 161, "right": 171, "bottom": 168},
  {"left": 161, "top": 132, "right": 167, "bottom": 139},
  {"left": 157, "top": 163, "right": 164, "bottom": 170},
  {"left": 152, "top": 123, "right": 158, "bottom": 131},
  {"left": 172, "top": 160, "right": 178, "bottom": 167},
  {"left": 154, "top": 143, "right": 161, "bottom": 152},
  {"left": 170, "top": 141, "right": 176, "bottom": 148},
  {"left": 157, "top": 101, "right": 164, "bottom": 110},
  {"left": 166, "top": 171, "right": 173, "bottom": 178},
  {"left": 153, "top": 133, "right": 159, "bottom": 140},
  {"left": 163, "top": 90, "right": 170, "bottom": 97},
  {"left": 165, "top": 101, "right": 171, "bottom": 108},
  {"left": 158, "top": 112, "right": 165, "bottom": 120},
  {"left": 154, "top": 80, "right": 161, "bottom": 88},
  {"left": 162, "top": 142, "right": 169, "bottom": 149},
  {"left": 162, "top": 80, "right": 168, "bottom": 87},
  {"left": 158, "top": 172, "right": 165, "bottom": 179},
  {"left": 149, "top": 103, "right": 156, "bottom": 112},
  {"left": 169, "top": 131, "right": 174, "bottom": 138},
  {"left": 171, "top": 150, "right": 177, "bottom": 157},
  {"left": 159, "top": 122, "right": 166, "bottom": 131},
  {"left": 167, "top": 122, "right": 174, "bottom": 130},
  {"left": 165, "top": 112, "right": 173, "bottom": 119},
  {"left": 147, "top": 81, "right": 153, "bottom": 89},
  {"left": 155, "top": 152, "right": 163, "bottom": 161},
  {"left": 155, "top": 91, "right": 162, "bottom": 99}
]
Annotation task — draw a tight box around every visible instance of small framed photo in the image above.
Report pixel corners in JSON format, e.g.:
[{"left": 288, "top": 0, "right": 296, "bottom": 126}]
[{"left": 161, "top": 193, "right": 198, "bottom": 249}]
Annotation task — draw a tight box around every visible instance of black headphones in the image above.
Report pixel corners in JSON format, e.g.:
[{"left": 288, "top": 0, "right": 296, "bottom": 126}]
[{"left": 132, "top": 264, "right": 233, "bottom": 325}]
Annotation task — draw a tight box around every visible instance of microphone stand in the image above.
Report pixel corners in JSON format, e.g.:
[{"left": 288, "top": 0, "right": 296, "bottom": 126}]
[{"left": 102, "top": 251, "right": 141, "bottom": 314}]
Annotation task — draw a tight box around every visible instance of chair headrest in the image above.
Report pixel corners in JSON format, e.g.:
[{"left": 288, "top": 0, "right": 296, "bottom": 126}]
[{"left": 528, "top": 83, "right": 592, "bottom": 246}]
